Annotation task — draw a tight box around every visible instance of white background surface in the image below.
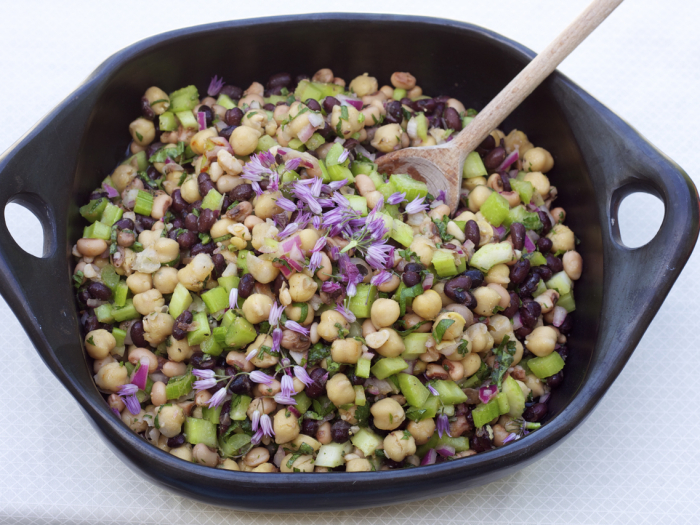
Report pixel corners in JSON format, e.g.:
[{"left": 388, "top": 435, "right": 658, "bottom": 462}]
[{"left": 1, "top": 1, "right": 698, "bottom": 523}]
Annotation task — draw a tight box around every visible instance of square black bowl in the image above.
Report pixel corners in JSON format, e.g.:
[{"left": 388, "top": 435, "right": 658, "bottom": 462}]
[{"left": 0, "top": 13, "right": 697, "bottom": 511}]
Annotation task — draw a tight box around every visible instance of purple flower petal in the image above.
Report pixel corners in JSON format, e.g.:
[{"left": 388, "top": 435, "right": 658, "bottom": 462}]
[
  {"left": 285, "top": 157, "right": 302, "bottom": 171},
  {"left": 274, "top": 393, "right": 297, "bottom": 405},
  {"left": 251, "top": 410, "right": 261, "bottom": 432},
  {"left": 329, "top": 179, "right": 348, "bottom": 190},
  {"left": 405, "top": 196, "right": 428, "bottom": 214},
  {"left": 123, "top": 394, "right": 141, "bottom": 415},
  {"left": 260, "top": 414, "right": 275, "bottom": 437},
  {"left": 193, "top": 367, "right": 215, "bottom": 379},
  {"left": 278, "top": 223, "right": 299, "bottom": 239},
  {"left": 428, "top": 384, "right": 439, "bottom": 396},
  {"left": 308, "top": 251, "right": 322, "bottom": 273},
  {"left": 312, "top": 216, "right": 321, "bottom": 229},
  {"left": 337, "top": 149, "right": 350, "bottom": 163},
  {"left": 293, "top": 366, "right": 314, "bottom": 387},
  {"left": 370, "top": 270, "right": 392, "bottom": 287},
  {"left": 207, "top": 75, "right": 225, "bottom": 97},
  {"left": 228, "top": 288, "right": 238, "bottom": 310},
  {"left": 207, "top": 388, "right": 227, "bottom": 408},
  {"left": 337, "top": 303, "right": 356, "bottom": 323},
  {"left": 312, "top": 237, "right": 327, "bottom": 253},
  {"left": 387, "top": 192, "right": 406, "bottom": 205},
  {"left": 311, "top": 177, "right": 323, "bottom": 197},
  {"left": 272, "top": 327, "right": 283, "bottom": 352},
  {"left": 194, "top": 378, "right": 217, "bottom": 391},
  {"left": 118, "top": 384, "right": 138, "bottom": 396},
  {"left": 269, "top": 301, "right": 285, "bottom": 327},
  {"left": 251, "top": 428, "right": 264, "bottom": 445},
  {"left": 321, "top": 281, "right": 342, "bottom": 294},
  {"left": 275, "top": 196, "right": 297, "bottom": 212},
  {"left": 281, "top": 374, "right": 295, "bottom": 397},
  {"left": 249, "top": 371, "right": 275, "bottom": 384},
  {"left": 285, "top": 320, "right": 310, "bottom": 335},
  {"left": 436, "top": 414, "right": 452, "bottom": 438}
]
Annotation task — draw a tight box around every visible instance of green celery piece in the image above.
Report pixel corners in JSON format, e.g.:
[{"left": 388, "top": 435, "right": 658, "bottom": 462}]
[
  {"left": 354, "top": 385, "right": 367, "bottom": 406},
  {"left": 318, "top": 159, "right": 331, "bottom": 182},
  {"left": 393, "top": 282, "right": 423, "bottom": 316},
  {"left": 346, "top": 195, "right": 368, "bottom": 217},
  {"left": 187, "top": 311, "right": 211, "bottom": 345},
  {"left": 384, "top": 204, "right": 400, "bottom": 219},
  {"left": 216, "top": 94, "right": 236, "bottom": 109},
  {"left": 224, "top": 316, "right": 257, "bottom": 348},
  {"left": 220, "top": 309, "right": 236, "bottom": 328},
  {"left": 350, "top": 161, "right": 376, "bottom": 176},
  {"left": 371, "top": 358, "right": 408, "bottom": 380},
  {"left": 392, "top": 88, "right": 407, "bottom": 101},
  {"left": 281, "top": 170, "right": 299, "bottom": 184},
  {"left": 472, "top": 399, "right": 500, "bottom": 428},
  {"left": 169, "top": 283, "right": 193, "bottom": 319},
  {"left": 398, "top": 373, "right": 430, "bottom": 408},
  {"left": 417, "top": 434, "right": 470, "bottom": 457},
  {"left": 294, "top": 391, "right": 313, "bottom": 414},
  {"left": 100, "top": 203, "right": 123, "bottom": 227},
  {"left": 255, "top": 135, "right": 278, "bottom": 152},
  {"left": 121, "top": 151, "right": 148, "bottom": 171},
  {"left": 83, "top": 221, "right": 111, "bottom": 240},
  {"left": 230, "top": 394, "right": 252, "bottom": 420},
  {"left": 496, "top": 392, "right": 510, "bottom": 415},
  {"left": 377, "top": 180, "right": 397, "bottom": 201},
  {"left": 95, "top": 304, "right": 114, "bottom": 324},
  {"left": 347, "top": 284, "right": 377, "bottom": 319},
  {"left": 510, "top": 179, "right": 534, "bottom": 205},
  {"left": 463, "top": 151, "right": 487, "bottom": 179},
  {"left": 219, "top": 433, "right": 251, "bottom": 457},
  {"left": 200, "top": 335, "right": 223, "bottom": 357},
  {"left": 263, "top": 95, "right": 287, "bottom": 105},
  {"left": 528, "top": 352, "right": 565, "bottom": 379},
  {"left": 113, "top": 280, "right": 128, "bottom": 307},
  {"left": 431, "top": 249, "right": 458, "bottom": 277},
  {"left": 389, "top": 174, "right": 428, "bottom": 201},
  {"left": 315, "top": 443, "right": 350, "bottom": 468},
  {"left": 390, "top": 218, "right": 414, "bottom": 247},
  {"left": 134, "top": 190, "right": 153, "bottom": 216},
  {"left": 367, "top": 171, "right": 384, "bottom": 189},
  {"left": 351, "top": 428, "right": 384, "bottom": 457},
  {"left": 401, "top": 333, "right": 431, "bottom": 360},
  {"left": 169, "top": 85, "right": 199, "bottom": 112},
  {"left": 79, "top": 198, "right": 108, "bottom": 223},
  {"left": 112, "top": 327, "right": 126, "bottom": 347},
  {"left": 158, "top": 112, "right": 178, "bottom": 132},
  {"left": 176, "top": 110, "right": 198, "bottom": 130},
  {"left": 100, "top": 265, "right": 120, "bottom": 291},
  {"left": 528, "top": 251, "right": 547, "bottom": 266},
  {"left": 201, "top": 189, "right": 223, "bottom": 211},
  {"left": 183, "top": 417, "right": 217, "bottom": 448},
  {"left": 557, "top": 291, "right": 576, "bottom": 312},
  {"left": 546, "top": 271, "right": 574, "bottom": 295},
  {"left": 305, "top": 133, "right": 326, "bottom": 151},
  {"left": 201, "top": 286, "right": 229, "bottom": 314},
  {"left": 327, "top": 163, "right": 354, "bottom": 183},
  {"left": 469, "top": 242, "right": 515, "bottom": 272},
  {"left": 212, "top": 326, "right": 228, "bottom": 346},
  {"left": 294, "top": 79, "right": 344, "bottom": 102},
  {"left": 414, "top": 112, "right": 428, "bottom": 141},
  {"left": 406, "top": 395, "right": 440, "bottom": 422},
  {"left": 325, "top": 143, "right": 346, "bottom": 166},
  {"left": 202, "top": 405, "right": 222, "bottom": 425},
  {"left": 504, "top": 205, "right": 542, "bottom": 230},
  {"left": 433, "top": 380, "right": 468, "bottom": 405},
  {"left": 287, "top": 138, "right": 305, "bottom": 151},
  {"left": 111, "top": 299, "right": 139, "bottom": 322},
  {"left": 480, "top": 192, "right": 510, "bottom": 227},
  {"left": 217, "top": 275, "right": 239, "bottom": 294},
  {"left": 502, "top": 375, "right": 526, "bottom": 417},
  {"left": 236, "top": 250, "right": 250, "bottom": 273},
  {"left": 355, "top": 358, "right": 372, "bottom": 379},
  {"left": 377, "top": 212, "right": 394, "bottom": 236},
  {"left": 165, "top": 371, "right": 195, "bottom": 400},
  {"left": 533, "top": 279, "right": 547, "bottom": 297}
]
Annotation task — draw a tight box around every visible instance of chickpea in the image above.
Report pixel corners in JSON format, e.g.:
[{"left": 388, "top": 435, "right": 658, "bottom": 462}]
[
  {"left": 383, "top": 431, "right": 416, "bottom": 462},
  {"left": 461, "top": 353, "right": 482, "bottom": 377},
  {"left": 312, "top": 68, "right": 334, "bottom": 82},
  {"left": 403, "top": 313, "right": 432, "bottom": 333},
  {"left": 326, "top": 373, "right": 356, "bottom": 407},
  {"left": 547, "top": 224, "right": 576, "bottom": 253},
  {"left": 129, "top": 117, "right": 155, "bottom": 147},
  {"left": 369, "top": 298, "right": 400, "bottom": 329},
  {"left": 246, "top": 253, "right": 280, "bottom": 285},
  {"left": 76, "top": 238, "right": 108, "bottom": 257},
  {"left": 346, "top": 458, "right": 372, "bottom": 472},
  {"left": 143, "top": 86, "right": 169, "bottom": 115},
  {"left": 157, "top": 404, "right": 186, "bottom": 438},
  {"left": 93, "top": 361, "right": 128, "bottom": 392},
  {"left": 221, "top": 458, "right": 240, "bottom": 471},
  {"left": 370, "top": 398, "right": 405, "bottom": 430},
  {"left": 363, "top": 190, "right": 381, "bottom": 210},
  {"left": 407, "top": 418, "right": 436, "bottom": 445},
  {"left": 229, "top": 126, "right": 261, "bottom": 156},
  {"left": 154, "top": 238, "right": 179, "bottom": 264},
  {"left": 317, "top": 310, "right": 349, "bottom": 342},
  {"left": 492, "top": 424, "right": 510, "bottom": 447},
  {"left": 143, "top": 312, "right": 175, "bottom": 345},
  {"left": 503, "top": 129, "right": 533, "bottom": 155},
  {"left": 563, "top": 250, "right": 583, "bottom": 280},
  {"left": 241, "top": 294, "right": 273, "bottom": 325},
  {"left": 375, "top": 328, "right": 405, "bottom": 358},
  {"left": 471, "top": 286, "right": 501, "bottom": 317},
  {"left": 468, "top": 185, "right": 493, "bottom": 212},
  {"left": 330, "top": 104, "right": 363, "bottom": 139},
  {"left": 241, "top": 335, "right": 276, "bottom": 369},
  {"left": 284, "top": 302, "right": 314, "bottom": 327},
  {"left": 152, "top": 267, "right": 178, "bottom": 294},
  {"left": 253, "top": 191, "right": 283, "bottom": 220},
  {"left": 238, "top": 94, "right": 264, "bottom": 108},
  {"left": 192, "top": 443, "right": 219, "bottom": 467},
  {"left": 122, "top": 409, "right": 148, "bottom": 432},
  {"left": 371, "top": 123, "right": 402, "bottom": 153},
  {"left": 178, "top": 253, "right": 214, "bottom": 292},
  {"left": 432, "top": 311, "right": 466, "bottom": 341},
  {"left": 244, "top": 447, "right": 270, "bottom": 468},
  {"left": 111, "top": 164, "right": 137, "bottom": 192},
  {"left": 487, "top": 283, "right": 511, "bottom": 309},
  {"left": 523, "top": 171, "right": 550, "bottom": 197},
  {"left": 180, "top": 177, "right": 202, "bottom": 203},
  {"left": 487, "top": 314, "right": 513, "bottom": 345},
  {"left": 244, "top": 215, "right": 263, "bottom": 230},
  {"left": 280, "top": 454, "right": 315, "bottom": 473},
  {"left": 523, "top": 147, "right": 554, "bottom": 173},
  {"left": 409, "top": 237, "right": 435, "bottom": 267},
  {"left": 466, "top": 323, "right": 494, "bottom": 354},
  {"left": 251, "top": 221, "right": 279, "bottom": 250},
  {"left": 167, "top": 336, "right": 193, "bottom": 363},
  {"left": 189, "top": 128, "right": 218, "bottom": 155},
  {"left": 463, "top": 176, "right": 487, "bottom": 191},
  {"left": 170, "top": 445, "right": 193, "bottom": 462},
  {"left": 288, "top": 273, "right": 318, "bottom": 303},
  {"left": 315, "top": 252, "right": 333, "bottom": 281},
  {"left": 354, "top": 174, "right": 376, "bottom": 196},
  {"left": 485, "top": 264, "right": 510, "bottom": 285},
  {"left": 429, "top": 204, "right": 451, "bottom": 222},
  {"left": 373, "top": 274, "right": 398, "bottom": 294},
  {"left": 132, "top": 289, "right": 164, "bottom": 316},
  {"left": 346, "top": 73, "right": 377, "bottom": 97},
  {"left": 126, "top": 272, "right": 152, "bottom": 294},
  {"left": 525, "top": 326, "right": 558, "bottom": 357},
  {"left": 331, "top": 338, "right": 363, "bottom": 364},
  {"left": 411, "top": 290, "right": 442, "bottom": 320},
  {"left": 379, "top": 85, "right": 394, "bottom": 98},
  {"left": 273, "top": 408, "right": 300, "bottom": 444},
  {"left": 85, "top": 329, "right": 116, "bottom": 360},
  {"left": 127, "top": 347, "right": 158, "bottom": 372},
  {"left": 151, "top": 381, "right": 167, "bottom": 406}
]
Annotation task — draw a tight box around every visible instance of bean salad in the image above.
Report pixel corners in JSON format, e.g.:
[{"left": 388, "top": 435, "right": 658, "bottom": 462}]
[{"left": 74, "top": 67, "right": 582, "bottom": 472}]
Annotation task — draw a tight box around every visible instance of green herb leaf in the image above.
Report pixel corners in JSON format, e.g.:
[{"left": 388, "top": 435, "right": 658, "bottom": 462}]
[
  {"left": 311, "top": 396, "right": 335, "bottom": 418},
  {"left": 433, "top": 216, "right": 455, "bottom": 243},
  {"left": 490, "top": 335, "right": 517, "bottom": 390},
  {"left": 73, "top": 271, "right": 84, "bottom": 288},
  {"left": 432, "top": 318, "right": 456, "bottom": 342},
  {"left": 397, "top": 283, "right": 423, "bottom": 316}
]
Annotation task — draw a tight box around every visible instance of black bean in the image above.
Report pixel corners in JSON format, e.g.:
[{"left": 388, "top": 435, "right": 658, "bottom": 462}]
[
  {"left": 219, "top": 85, "right": 243, "bottom": 100},
  {"left": 272, "top": 273, "right": 287, "bottom": 295},
  {"left": 428, "top": 103, "right": 445, "bottom": 128},
  {"left": 502, "top": 292, "right": 520, "bottom": 318},
  {"left": 547, "top": 370, "right": 564, "bottom": 388},
  {"left": 228, "top": 374, "right": 253, "bottom": 396},
  {"left": 510, "top": 223, "right": 526, "bottom": 251},
  {"left": 518, "top": 272, "right": 541, "bottom": 297},
  {"left": 130, "top": 321, "right": 148, "bottom": 347},
  {"left": 166, "top": 434, "right": 186, "bottom": 448},
  {"left": 546, "top": 254, "right": 563, "bottom": 273},
  {"left": 533, "top": 266, "right": 553, "bottom": 283},
  {"left": 347, "top": 372, "right": 364, "bottom": 386},
  {"left": 230, "top": 183, "right": 254, "bottom": 202},
  {"left": 510, "top": 260, "right": 530, "bottom": 284},
  {"left": 413, "top": 98, "right": 436, "bottom": 113},
  {"left": 221, "top": 195, "right": 233, "bottom": 213},
  {"left": 404, "top": 262, "right": 425, "bottom": 273},
  {"left": 224, "top": 107, "right": 244, "bottom": 127},
  {"left": 470, "top": 435, "right": 492, "bottom": 453},
  {"left": 444, "top": 275, "right": 472, "bottom": 304},
  {"left": 304, "top": 98, "right": 322, "bottom": 112},
  {"left": 219, "top": 126, "right": 237, "bottom": 141},
  {"left": 83, "top": 315, "right": 99, "bottom": 333},
  {"left": 146, "top": 142, "right": 162, "bottom": 159},
  {"left": 305, "top": 368, "right": 328, "bottom": 399},
  {"left": 402, "top": 271, "right": 421, "bottom": 287},
  {"left": 146, "top": 166, "right": 160, "bottom": 180},
  {"left": 77, "top": 289, "right": 90, "bottom": 305},
  {"left": 263, "top": 103, "right": 275, "bottom": 111},
  {"left": 331, "top": 420, "right": 351, "bottom": 443},
  {"left": 190, "top": 351, "right": 217, "bottom": 370},
  {"left": 343, "top": 138, "right": 359, "bottom": 151},
  {"left": 114, "top": 218, "right": 134, "bottom": 231},
  {"left": 557, "top": 345, "right": 569, "bottom": 360},
  {"left": 294, "top": 74, "right": 310, "bottom": 86},
  {"left": 87, "top": 282, "right": 111, "bottom": 301},
  {"left": 443, "top": 107, "right": 462, "bottom": 131},
  {"left": 500, "top": 173, "right": 512, "bottom": 192},
  {"left": 176, "top": 230, "right": 197, "bottom": 249},
  {"left": 316, "top": 122, "right": 335, "bottom": 140},
  {"left": 400, "top": 97, "right": 414, "bottom": 107},
  {"left": 197, "top": 209, "right": 217, "bottom": 233},
  {"left": 537, "top": 237, "right": 553, "bottom": 253},
  {"left": 198, "top": 173, "right": 216, "bottom": 198},
  {"left": 167, "top": 229, "right": 178, "bottom": 242},
  {"left": 190, "top": 242, "right": 215, "bottom": 256},
  {"left": 558, "top": 314, "right": 573, "bottom": 334},
  {"left": 383, "top": 458, "right": 404, "bottom": 469},
  {"left": 198, "top": 105, "right": 214, "bottom": 127},
  {"left": 515, "top": 326, "right": 533, "bottom": 339},
  {"left": 464, "top": 220, "right": 480, "bottom": 247},
  {"left": 483, "top": 147, "right": 506, "bottom": 170},
  {"left": 476, "top": 135, "right": 496, "bottom": 156},
  {"left": 170, "top": 190, "right": 187, "bottom": 214},
  {"left": 171, "top": 217, "right": 184, "bottom": 230},
  {"left": 523, "top": 403, "right": 548, "bottom": 422},
  {"left": 538, "top": 211, "right": 552, "bottom": 235},
  {"left": 211, "top": 253, "right": 226, "bottom": 280},
  {"left": 519, "top": 300, "right": 542, "bottom": 328},
  {"left": 238, "top": 273, "right": 255, "bottom": 298},
  {"left": 322, "top": 96, "right": 340, "bottom": 114},
  {"left": 265, "top": 86, "right": 283, "bottom": 97},
  {"left": 384, "top": 100, "right": 403, "bottom": 124},
  {"left": 463, "top": 269, "right": 484, "bottom": 289},
  {"left": 267, "top": 72, "right": 292, "bottom": 90},
  {"left": 463, "top": 291, "right": 477, "bottom": 310},
  {"left": 140, "top": 97, "right": 155, "bottom": 120},
  {"left": 136, "top": 214, "right": 156, "bottom": 231},
  {"left": 301, "top": 418, "right": 319, "bottom": 437},
  {"left": 184, "top": 213, "right": 199, "bottom": 232},
  {"left": 90, "top": 191, "right": 108, "bottom": 201}
]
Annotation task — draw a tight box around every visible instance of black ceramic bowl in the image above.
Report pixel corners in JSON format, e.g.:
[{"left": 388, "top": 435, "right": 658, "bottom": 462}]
[{"left": 0, "top": 13, "right": 697, "bottom": 511}]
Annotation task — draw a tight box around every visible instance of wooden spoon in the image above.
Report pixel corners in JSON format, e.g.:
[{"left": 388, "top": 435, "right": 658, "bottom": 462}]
[{"left": 376, "top": 0, "right": 624, "bottom": 211}]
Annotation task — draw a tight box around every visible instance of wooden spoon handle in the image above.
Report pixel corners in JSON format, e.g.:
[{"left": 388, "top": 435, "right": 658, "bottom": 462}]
[{"left": 453, "top": 0, "right": 624, "bottom": 156}]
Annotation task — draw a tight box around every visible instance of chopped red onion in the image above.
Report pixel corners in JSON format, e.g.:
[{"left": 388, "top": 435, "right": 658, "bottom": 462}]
[
  {"left": 364, "top": 378, "right": 395, "bottom": 395},
  {"left": 493, "top": 225, "right": 506, "bottom": 240},
  {"left": 361, "top": 350, "right": 375, "bottom": 360},
  {"left": 101, "top": 182, "right": 119, "bottom": 198},
  {"left": 280, "top": 235, "right": 302, "bottom": 253},
  {"left": 131, "top": 357, "right": 150, "bottom": 390},
  {"left": 307, "top": 112, "right": 324, "bottom": 128},
  {"left": 479, "top": 384, "right": 498, "bottom": 404},
  {"left": 496, "top": 149, "right": 519, "bottom": 172},
  {"left": 278, "top": 261, "right": 294, "bottom": 279},
  {"left": 336, "top": 94, "right": 363, "bottom": 110},
  {"left": 288, "top": 405, "right": 301, "bottom": 418},
  {"left": 552, "top": 306, "right": 567, "bottom": 327},
  {"left": 403, "top": 360, "right": 416, "bottom": 375},
  {"left": 297, "top": 123, "right": 315, "bottom": 143},
  {"left": 197, "top": 112, "right": 207, "bottom": 131},
  {"left": 422, "top": 272, "right": 434, "bottom": 291},
  {"left": 539, "top": 392, "right": 551, "bottom": 403},
  {"left": 273, "top": 445, "right": 287, "bottom": 467},
  {"left": 463, "top": 239, "right": 476, "bottom": 259},
  {"left": 436, "top": 445, "right": 455, "bottom": 457},
  {"left": 524, "top": 233, "right": 537, "bottom": 253},
  {"left": 421, "top": 449, "right": 437, "bottom": 465},
  {"left": 539, "top": 205, "right": 556, "bottom": 228},
  {"left": 356, "top": 144, "right": 375, "bottom": 161},
  {"left": 512, "top": 311, "right": 523, "bottom": 330},
  {"left": 502, "top": 432, "right": 518, "bottom": 445}
]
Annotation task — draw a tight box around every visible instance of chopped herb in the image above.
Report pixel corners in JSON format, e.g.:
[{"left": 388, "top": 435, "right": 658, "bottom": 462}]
[
  {"left": 73, "top": 271, "right": 84, "bottom": 288},
  {"left": 433, "top": 318, "right": 455, "bottom": 342},
  {"left": 456, "top": 339, "right": 469, "bottom": 357},
  {"left": 86, "top": 336, "right": 95, "bottom": 345},
  {"left": 355, "top": 403, "right": 371, "bottom": 427},
  {"left": 334, "top": 322, "right": 349, "bottom": 339},
  {"left": 491, "top": 335, "right": 517, "bottom": 390},
  {"left": 402, "top": 430, "right": 411, "bottom": 440},
  {"left": 135, "top": 131, "right": 143, "bottom": 142},
  {"left": 299, "top": 443, "right": 314, "bottom": 455},
  {"left": 433, "top": 216, "right": 455, "bottom": 243}
]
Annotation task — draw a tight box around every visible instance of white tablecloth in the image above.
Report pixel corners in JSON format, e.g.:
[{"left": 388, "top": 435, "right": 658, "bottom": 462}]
[{"left": 1, "top": 1, "right": 698, "bottom": 523}]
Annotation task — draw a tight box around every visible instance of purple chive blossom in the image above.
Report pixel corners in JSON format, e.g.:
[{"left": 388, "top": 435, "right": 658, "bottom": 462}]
[
  {"left": 312, "top": 216, "right": 321, "bottom": 229},
  {"left": 311, "top": 177, "right": 323, "bottom": 197},
  {"left": 272, "top": 327, "right": 283, "bottom": 352},
  {"left": 294, "top": 366, "right": 314, "bottom": 387},
  {"left": 405, "top": 196, "right": 428, "bottom": 214},
  {"left": 118, "top": 384, "right": 141, "bottom": 415},
  {"left": 269, "top": 301, "right": 285, "bottom": 327},
  {"left": 321, "top": 281, "right": 342, "bottom": 294},
  {"left": 275, "top": 196, "right": 297, "bottom": 212},
  {"left": 207, "top": 388, "right": 227, "bottom": 408},
  {"left": 229, "top": 288, "right": 238, "bottom": 310},
  {"left": 338, "top": 254, "right": 363, "bottom": 297},
  {"left": 312, "top": 236, "right": 327, "bottom": 253},
  {"left": 268, "top": 172, "right": 279, "bottom": 192},
  {"left": 388, "top": 192, "right": 406, "bottom": 205},
  {"left": 207, "top": 75, "right": 225, "bottom": 97},
  {"left": 251, "top": 410, "right": 261, "bottom": 432},
  {"left": 437, "top": 414, "right": 452, "bottom": 438},
  {"left": 366, "top": 242, "right": 393, "bottom": 269},
  {"left": 111, "top": 407, "right": 121, "bottom": 417},
  {"left": 428, "top": 384, "right": 439, "bottom": 396},
  {"left": 502, "top": 433, "right": 518, "bottom": 445},
  {"left": 308, "top": 251, "right": 322, "bottom": 273},
  {"left": 329, "top": 179, "right": 348, "bottom": 190},
  {"left": 281, "top": 374, "right": 295, "bottom": 397},
  {"left": 278, "top": 223, "right": 299, "bottom": 239},
  {"left": 242, "top": 156, "right": 273, "bottom": 181},
  {"left": 274, "top": 392, "right": 297, "bottom": 405},
  {"left": 193, "top": 369, "right": 217, "bottom": 391},
  {"left": 261, "top": 414, "right": 275, "bottom": 437},
  {"left": 292, "top": 182, "right": 322, "bottom": 214},
  {"left": 370, "top": 270, "right": 392, "bottom": 287},
  {"left": 250, "top": 371, "right": 275, "bottom": 384},
  {"left": 437, "top": 190, "right": 446, "bottom": 203},
  {"left": 285, "top": 320, "right": 310, "bottom": 335},
  {"left": 252, "top": 413, "right": 276, "bottom": 443},
  {"left": 331, "top": 192, "right": 349, "bottom": 208},
  {"left": 337, "top": 149, "right": 350, "bottom": 163},
  {"left": 337, "top": 302, "right": 356, "bottom": 323},
  {"left": 285, "top": 157, "right": 302, "bottom": 171}
]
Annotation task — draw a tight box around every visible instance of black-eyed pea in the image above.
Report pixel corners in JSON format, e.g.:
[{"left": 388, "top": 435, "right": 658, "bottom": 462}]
[
  {"left": 220, "top": 458, "right": 240, "bottom": 471},
  {"left": 363, "top": 190, "right": 382, "bottom": 210},
  {"left": 534, "top": 289, "right": 560, "bottom": 314},
  {"left": 226, "top": 350, "right": 255, "bottom": 373},
  {"left": 108, "top": 393, "right": 126, "bottom": 413},
  {"left": 443, "top": 359, "right": 465, "bottom": 381},
  {"left": 93, "top": 356, "right": 115, "bottom": 374},
  {"left": 376, "top": 328, "right": 405, "bottom": 358},
  {"left": 331, "top": 338, "right": 363, "bottom": 364},
  {"left": 362, "top": 318, "right": 378, "bottom": 338},
  {"left": 547, "top": 224, "right": 576, "bottom": 253},
  {"left": 127, "top": 347, "right": 158, "bottom": 372},
  {"left": 383, "top": 431, "right": 416, "bottom": 462},
  {"left": 370, "top": 398, "right": 405, "bottom": 430},
  {"left": 468, "top": 185, "right": 493, "bottom": 212},
  {"left": 380, "top": 85, "right": 394, "bottom": 98},
  {"left": 85, "top": 329, "right": 116, "bottom": 360},
  {"left": 180, "top": 177, "right": 202, "bottom": 203},
  {"left": 274, "top": 409, "right": 300, "bottom": 444},
  {"left": 252, "top": 463, "right": 278, "bottom": 473},
  {"left": 162, "top": 360, "right": 187, "bottom": 378},
  {"left": 326, "top": 374, "right": 356, "bottom": 407},
  {"left": 316, "top": 421, "right": 332, "bottom": 444},
  {"left": 253, "top": 379, "right": 281, "bottom": 397},
  {"left": 447, "top": 98, "right": 466, "bottom": 114},
  {"left": 523, "top": 147, "right": 554, "bottom": 173},
  {"left": 214, "top": 175, "right": 239, "bottom": 194},
  {"left": 406, "top": 86, "right": 422, "bottom": 99},
  {"left": 191, "top": 444, "right": 219, "bottom": 467},
  {"left": 77, "top": 238, "right": 108, "bottom": 257},
  {"left": 501, "top": 191, "right": 521, "bottom": 208},
  {"left": 244, "top": 447, "right": 270, "bottom": 468},
  {"left": 354, "top": 174, "right": 376, "bottom": 196},
  {"left": 314, "top": 252, "right": 333, "bottom": 282},
  {"left": 492, "top": 424, "right": 510, "bottom": 447},
  {"left": 563, "top": 250, "right": 583, "bottom": 280},
  {"left": 525, "top": 326, "right": 558, "bottom": 357},
  {"left": 280, "top": 454, "right": 314, "bottom": 472},
  {"left": 371, "top": 123, "right": 402, "bottom": 153},
  {"left": 244, "top": 215, "right": 264, "bottom": 231},
  {"left": 551, "top": 207, "right": 566, "bottom": 224},
  {"left": 376, "top": 273, "right": 399, "bottom": 293},
  {"left": 151, "top": 193, "right": 172, "bottom": 220},
  {"left": 390, "top": 72, "right": 416, "bottom": 90},
  {"left": 150, "top": 381, "right": 167, "bottom": 406},
  {"left": 411, "top": 290, "right": 442, "bottom": 320}
]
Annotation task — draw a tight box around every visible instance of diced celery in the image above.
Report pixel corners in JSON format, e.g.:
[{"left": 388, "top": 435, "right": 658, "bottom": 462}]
[
  {"left": 288, "top": 138, "right": 306, "bottom": 152},
  {"left": 390, "top": 218, "right": 414, "bottom": 247},
  {"left": 122, "top": 151, "right": 148, "bottom": 171},
  {"left": 504, "top": 205, "right": 542, "bottom": 230},
  {"left": 325, "top": 143, "right": 346, "bottom": 166},
  {"left": 469, "top": 242, "right": 515, "bottom": 272},
  {"left": 371, "top": 358, "right": 408, "bottom": 380},
  {"left": 433, "top": 380, "right": 468, "bottom": 405},
  {"left": 224, "top": 316, "right": 257, "bottom": 348},
  {"left": 351, "top": 161, "right": 376, "bottom": 176},
  {"left": 201, "top": 189, "right": 223, "bottom": 211},
  {"left": 463, "top": 151, "right": 487, "bottom": 179},
  {"left": 169, "top": 85, "right": 199, "bottom": 112},
  {"left": 183, "top": 417, "right": 217, "bottom": 448},
  {"left": 392, "top": 88, "right": 407, "bottom": 101},
  {"left": 414, "top": 112, "right": 428, "bottom": 141},
  {"left": 100, "top": 203, "right": 123, "bottom": 227},
  {"left": 347, "top": 283, "right": 377, "bottom": 319},
  {"left": 212, "top": 326, "right": 227, "bottom": 346},
  {"left": 354, "top": 385, "right": 367, "bottom": 406},
  {"left": 113, "top": 280, "right": 128, "bottom": 307},
  {"left": 100, "top": 265, "right": 120, "bottom": 291},
  {"left": 134, "top": 190, "right": 153, "bottom": 216},
  {"left": 510, "top": 179, "right": 534, "bottom": 205},
  {"left": 351, "top": 428, "right": 384, "bottom": 457},
  {"left": 95, "top": 304, "right": 114, "bottom": 324},
  {"left": 217, "top": 275, "right": 239, "bottom": 294},
  {"left": 83, "top": 221, "right": 111, "bottom": 240},
  {"left": 417, "top": 434, "right": 470, "bottom": 457},
  {"left": 472, "top": 399, "right": 500, "bottom": 428},
  {"left": 346, "top": 195, "right": 368, "bottom": 217},
  {"left": 236, "top": 250, "right": 250, "bottom": 273},
  {"left": 496, "top": 392, "right": 510, "bottom": 415},
  {"left": 165, "top": 371, "right": 195, "bottom": 400},
  {"left": 480, "top": 192, "right": 510, "bottom": 227},
  {"left": 327, "top": 164, "right": 354, "bottom": 183},
  {"left": 216, "top": 93, "right": 236, "bottom": 109},
  {"left": 368, "top": 171, "right": 385, "bottom": 189},
  {"left": 377, "top": 180, "right": 397, "bottom": 201},
  {"left": 219, "top": 433, "right": 251, "bottom": 457},
  {"left": 528, "top": 251, "right": 547, "bottom": 266},
  {"left": 112, "top": 327, "right": 126, "bottom": 347},
  {"left": 111, "top": 299, "right": 139, "bottom": 322},
  {"left": 159, "top": 112, "right": 178, "bottom": 132},
  {"left": 305, "top": 133, "right": 326, "bottom": 151},
  {"left": 202, "top": 405, "right": 222, "bottom": 425},
  {"left": 502, "top": 376, "right": 526, "bottom": 417},
  {"left": 318, "top": 159, "right": 331, "bottom": 182},
  {"left": 558, "top": 291, "right": 576, "bottom": 312},
  {"left": 200, "top": 335, "right": 223, "bottom": 357},
  {"left": 255, "top": 134, "right": 277, "bottom": 152},
  {"left": 281, "top": 170, "right": 299, "bottom": 184},
  {"left": 398, "top": 373, "right": 430, "bottom": 408},
  {"left": 80, "top": 198, "right": 108, "bottom": 223},
  {"left": 409, "top": 395, "right": 440, "bottom": 421},
  {"left": 187, "top": 311, "right": 211, "bottom": 345},
  {"left": 230, "top": 394, "right": 252, "bottom": 420},
  {"left": 294, "top": 80, "right": 344, "bottom": 102},
  {"left": 176, "top": 110, "right": 198, "bottom": 130},
  {"left": 528, "top": 352, "right": 565, "bottom": 379},
  {"left": 390, "top": 174, "right": 428, "bottom": 201},
  {"left": 169, "top": 283, "right": 193, "bottom": 319},
  {"left": 533, "top": 279, "right": 547, "bottom": 298},
  {"left": 315, "top": 442, "right": 352, "bottom": 468},
  {"left": 401, "top": 333, "right": 431, "bottom": 360},
  {"left": 201, "top": 286, "right": 229, "bottom": 314},
  {"left": 384, "top": 204, "right": 400, "bottom": 219},
  {"left": 355, "top": 358, "right": 372, "bottom": 379},
  {"left": 546, "top": 271, "right": 574, "bottom": 295},
  {"left": 432, "top": 249, "right": 458, "bottom": 277},
  {"left": 294, "top": 391, "right": 312, "bottom": 414}
]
